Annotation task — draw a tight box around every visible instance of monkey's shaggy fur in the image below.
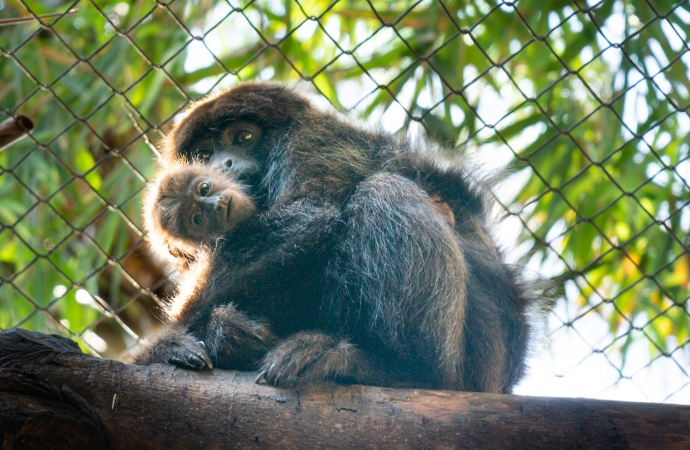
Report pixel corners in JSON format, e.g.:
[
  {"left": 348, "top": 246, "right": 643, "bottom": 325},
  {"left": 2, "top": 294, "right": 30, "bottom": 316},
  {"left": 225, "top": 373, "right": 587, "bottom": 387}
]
[{"left": 135, "top": 82, "right": 544, "bottom": 393}]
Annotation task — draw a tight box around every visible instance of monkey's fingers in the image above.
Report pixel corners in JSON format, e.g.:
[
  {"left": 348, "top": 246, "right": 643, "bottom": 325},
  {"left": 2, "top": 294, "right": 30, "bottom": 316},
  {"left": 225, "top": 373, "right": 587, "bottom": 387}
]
[
  {"left": 167, "top": 340, "right": 213, "bottom": 370},
  {"left": 255, "top": 370, "right": 268, "bottom": 384},
  {"left": 169, "top": 355, "right": 207, "bottom": 370},
  {"left": 194, "top": 340, "right": 213, "bottom": 369},
  {"left": 258, "top": 333, "right": 358, "bottom": 388}
]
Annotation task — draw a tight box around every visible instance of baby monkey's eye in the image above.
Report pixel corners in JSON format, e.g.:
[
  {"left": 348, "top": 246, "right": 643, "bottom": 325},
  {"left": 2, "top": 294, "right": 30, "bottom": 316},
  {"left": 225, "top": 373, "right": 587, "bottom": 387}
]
[
  {"left": 199, "top": 182, "right": 211, "bottom": 196},
  {"left": 234, "top": 130, "right": 254, "bottom": 145},
  {"left": 192, "top": 212, "right": 203, "bottom": 226}
]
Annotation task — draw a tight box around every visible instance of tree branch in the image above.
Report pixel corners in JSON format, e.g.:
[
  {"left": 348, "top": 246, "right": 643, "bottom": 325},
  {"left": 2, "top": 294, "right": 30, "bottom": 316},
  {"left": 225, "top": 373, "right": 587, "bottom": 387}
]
[{"left": 0, "top": 329, "right": 687, "bottom": 449}]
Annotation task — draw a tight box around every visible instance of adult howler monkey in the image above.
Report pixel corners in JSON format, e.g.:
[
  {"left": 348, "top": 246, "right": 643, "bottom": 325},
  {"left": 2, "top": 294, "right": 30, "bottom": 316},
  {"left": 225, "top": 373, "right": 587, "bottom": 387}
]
[{"left": 135, "top": 82, "right": 542, "bottom": 393}]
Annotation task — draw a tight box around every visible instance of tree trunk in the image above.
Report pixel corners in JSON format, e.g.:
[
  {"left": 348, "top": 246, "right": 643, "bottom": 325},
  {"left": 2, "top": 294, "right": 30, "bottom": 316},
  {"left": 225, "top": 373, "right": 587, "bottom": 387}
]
[{"left": 0, "top": 329, "right": 688, "bottom": 449}]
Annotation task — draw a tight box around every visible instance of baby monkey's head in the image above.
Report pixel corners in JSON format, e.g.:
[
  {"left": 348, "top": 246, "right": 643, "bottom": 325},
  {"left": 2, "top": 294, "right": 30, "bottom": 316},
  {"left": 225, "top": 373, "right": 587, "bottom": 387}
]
[{"left": 145, "top": 162, "right": 257, "bottom": 257}]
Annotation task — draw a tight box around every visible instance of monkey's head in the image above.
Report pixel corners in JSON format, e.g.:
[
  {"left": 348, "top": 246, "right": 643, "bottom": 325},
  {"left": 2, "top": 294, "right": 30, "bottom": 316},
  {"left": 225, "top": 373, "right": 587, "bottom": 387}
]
[
  {"left": 144, "top": 162, "right": 257, "bottom": 258},
  {"left": 164, "top": 83, "right": 311, "bottom": 194}
]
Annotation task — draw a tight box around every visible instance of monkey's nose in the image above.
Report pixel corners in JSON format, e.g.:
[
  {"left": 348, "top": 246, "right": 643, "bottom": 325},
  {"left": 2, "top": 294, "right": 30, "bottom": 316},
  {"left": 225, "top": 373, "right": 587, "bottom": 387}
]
[{"left": 215, "top": 195, "right": 232, "bottom": 215}]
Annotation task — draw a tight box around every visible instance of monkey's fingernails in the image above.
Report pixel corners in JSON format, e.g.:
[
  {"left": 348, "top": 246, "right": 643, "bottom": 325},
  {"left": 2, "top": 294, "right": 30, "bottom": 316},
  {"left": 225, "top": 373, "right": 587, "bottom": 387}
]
[
  {"left": 188, "top": 354, "right": 206, "bottom": 370},
  {"left": 203, "top": 355, "right": 213, "bottom": 369},
  {"left": 169, "top": 356, "right": 182, "bottom": 366},
  {"left": 170, "top": 356, "right": 194, "bottom": 369},
  {"left": 255, "top": 370, "right": 267, "bottom": 384}
]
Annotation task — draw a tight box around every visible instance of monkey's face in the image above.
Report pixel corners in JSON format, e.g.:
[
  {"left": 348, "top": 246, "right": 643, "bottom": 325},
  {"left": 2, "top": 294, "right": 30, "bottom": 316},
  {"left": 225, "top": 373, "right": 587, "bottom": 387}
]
[
  {"left": 165, "top": 83, "right": 309, "bottom": 193},
  {"left": 186, "top": 121, "right": 263, "bottom": 185},
  {"left": 178, "top": 174, "right": 255, "bottom": 244},
  {"left": 147, "top": 164, "right": 257, "bottom": 253}
]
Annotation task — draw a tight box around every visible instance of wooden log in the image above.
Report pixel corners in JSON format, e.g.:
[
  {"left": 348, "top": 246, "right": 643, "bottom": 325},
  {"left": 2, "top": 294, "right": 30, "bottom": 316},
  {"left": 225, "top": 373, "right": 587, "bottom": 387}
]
[{"left": 0, "top": 329, "right": 688, "bottom": 449}]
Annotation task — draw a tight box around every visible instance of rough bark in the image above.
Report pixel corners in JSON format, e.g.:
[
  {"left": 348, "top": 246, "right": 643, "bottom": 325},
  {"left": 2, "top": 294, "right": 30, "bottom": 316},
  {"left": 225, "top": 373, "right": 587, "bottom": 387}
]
[{"left": 0, "top": 329, "right": 688, "bottom": 449}]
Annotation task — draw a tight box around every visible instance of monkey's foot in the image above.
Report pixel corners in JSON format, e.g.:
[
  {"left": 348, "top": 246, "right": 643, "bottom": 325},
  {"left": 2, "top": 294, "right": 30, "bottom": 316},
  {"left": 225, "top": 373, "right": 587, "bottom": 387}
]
[
  {"left": 167, "top": 338, "right": 213, "bottom": 370},
  {"left": 256, "top": 332, "right": 360, "bottom": 388},
  {"left": 140, "top": 331, "right": 213, "bottom": 370}
]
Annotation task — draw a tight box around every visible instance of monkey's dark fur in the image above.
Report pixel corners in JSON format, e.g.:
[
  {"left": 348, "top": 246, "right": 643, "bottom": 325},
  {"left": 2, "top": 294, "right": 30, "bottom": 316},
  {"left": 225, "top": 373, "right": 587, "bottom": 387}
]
[{"left": 135, "top": 82, "right": 543, "bottom": 393}]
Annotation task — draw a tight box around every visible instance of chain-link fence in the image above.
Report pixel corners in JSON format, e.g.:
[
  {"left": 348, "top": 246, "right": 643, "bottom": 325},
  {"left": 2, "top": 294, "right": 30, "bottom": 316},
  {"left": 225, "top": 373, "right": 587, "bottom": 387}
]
[{"left": 1, "top": 0, "right": 688, "bottom": 403}]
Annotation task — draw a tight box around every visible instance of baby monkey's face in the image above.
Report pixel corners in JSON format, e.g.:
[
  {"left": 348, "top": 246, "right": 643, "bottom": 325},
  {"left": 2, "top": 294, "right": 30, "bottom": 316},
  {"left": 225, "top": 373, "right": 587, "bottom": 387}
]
[
  {"left": 148, "top": 164, "right": 257, "bottom": 252},
  {"left": 182, "top": 173, "right": 254, "bottom": 242}
]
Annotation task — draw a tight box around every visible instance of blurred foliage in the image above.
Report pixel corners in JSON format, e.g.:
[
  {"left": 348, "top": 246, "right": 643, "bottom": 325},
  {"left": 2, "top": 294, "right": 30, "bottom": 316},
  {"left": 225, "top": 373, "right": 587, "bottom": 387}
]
[{"left": 0, "top": 0, "right": 688, "bottom": 376}]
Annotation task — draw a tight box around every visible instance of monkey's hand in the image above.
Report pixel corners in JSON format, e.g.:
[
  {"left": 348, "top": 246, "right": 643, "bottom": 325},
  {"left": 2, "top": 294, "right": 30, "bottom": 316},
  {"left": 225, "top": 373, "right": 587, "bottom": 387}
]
[
  {"left": 256, "top": 332, "right": 367, "bottom": 388},
  {"left": 134, "top": 327, "right": 212, "bottom": 370}
]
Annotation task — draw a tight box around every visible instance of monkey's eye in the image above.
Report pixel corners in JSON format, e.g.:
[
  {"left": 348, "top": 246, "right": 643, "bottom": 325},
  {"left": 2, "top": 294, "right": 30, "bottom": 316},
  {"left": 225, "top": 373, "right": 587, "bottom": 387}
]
[
  {"left": 199, "top": 182, "right": 211, "bottom": 197},
  {"left": 191, "top": 212, "right": 203, "bottom": 226},
  {"left": 234, "top": 130, "right": 254, "bottom": 145},
  {"left": 194, "top": 149, "right": 212, "bottom": 162}
]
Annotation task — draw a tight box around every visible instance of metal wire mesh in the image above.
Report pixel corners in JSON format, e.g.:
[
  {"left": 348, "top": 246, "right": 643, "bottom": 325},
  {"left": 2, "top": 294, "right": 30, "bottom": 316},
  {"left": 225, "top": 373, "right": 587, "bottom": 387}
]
[{"left": 1, "top": 0, "right": 688, "bottom": 403}]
